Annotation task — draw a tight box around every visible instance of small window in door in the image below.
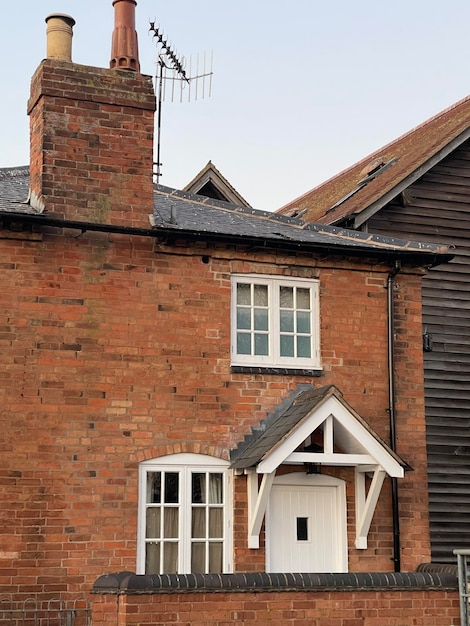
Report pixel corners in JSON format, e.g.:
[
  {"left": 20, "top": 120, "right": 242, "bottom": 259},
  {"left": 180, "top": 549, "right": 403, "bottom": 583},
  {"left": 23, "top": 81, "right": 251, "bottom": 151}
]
[{"left": 296, "top": 517, "right": 308, "bottom": 541}]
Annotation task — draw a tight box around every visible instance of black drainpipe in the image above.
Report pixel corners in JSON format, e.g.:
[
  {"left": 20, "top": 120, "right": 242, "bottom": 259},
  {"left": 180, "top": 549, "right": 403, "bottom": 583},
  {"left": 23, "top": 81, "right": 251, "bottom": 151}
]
[{"left": 388, "top": 259, "right": 401, "bottom": 572}]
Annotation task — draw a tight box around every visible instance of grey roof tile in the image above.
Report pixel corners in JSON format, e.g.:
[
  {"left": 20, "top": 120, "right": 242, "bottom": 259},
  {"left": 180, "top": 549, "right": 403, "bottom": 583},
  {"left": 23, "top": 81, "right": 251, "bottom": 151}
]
[
  {"left": 152, "top": 184, "right": 451, "bottom": 256},
  {"left": 230, "top": 384, "right": 408, "bottom": 470},
  {"left": 0, "top": 167, "right": 452, "bottom": 261},
  {"left": 0, "top": 166, "right": 39, "bottom": 214},
  {"left": 230, "top": 385, "right": 332, "bottom": 469}
]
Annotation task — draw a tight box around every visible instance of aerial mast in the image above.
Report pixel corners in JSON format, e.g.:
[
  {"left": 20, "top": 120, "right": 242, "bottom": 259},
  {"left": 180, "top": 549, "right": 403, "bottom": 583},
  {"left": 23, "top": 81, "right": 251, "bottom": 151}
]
[{"left": 149, "top": 22, "right": 213, "bottom": 183}]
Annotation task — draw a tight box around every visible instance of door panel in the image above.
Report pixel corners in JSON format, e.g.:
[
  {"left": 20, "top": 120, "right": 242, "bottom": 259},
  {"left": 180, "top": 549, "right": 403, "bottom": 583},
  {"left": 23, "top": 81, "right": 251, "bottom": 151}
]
[{"left": 266, "top": 479, "right": 345, "bottom": 572}]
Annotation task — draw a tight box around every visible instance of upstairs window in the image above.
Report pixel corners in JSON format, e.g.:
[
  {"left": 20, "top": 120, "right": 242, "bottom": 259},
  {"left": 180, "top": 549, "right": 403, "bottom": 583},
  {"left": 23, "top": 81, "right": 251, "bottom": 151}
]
[
  {"left": 137, "top": 454, "right": 232, "bottom": 575},
  {"left": 231, "top": 274, "right": 320, "bottom": 369}
]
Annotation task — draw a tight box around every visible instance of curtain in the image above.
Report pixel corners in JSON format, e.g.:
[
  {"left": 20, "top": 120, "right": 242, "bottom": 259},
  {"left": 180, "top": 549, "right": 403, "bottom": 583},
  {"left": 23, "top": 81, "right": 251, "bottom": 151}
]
[{"left": 191, "top": 472, "right": 224, "bottom": 572}]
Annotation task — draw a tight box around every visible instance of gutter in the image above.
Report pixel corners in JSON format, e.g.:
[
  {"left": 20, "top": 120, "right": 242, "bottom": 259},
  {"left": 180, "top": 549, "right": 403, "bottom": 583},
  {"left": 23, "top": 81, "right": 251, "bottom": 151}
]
[{"left": 388, "top": 260, "right": 402, "bottom": 572}]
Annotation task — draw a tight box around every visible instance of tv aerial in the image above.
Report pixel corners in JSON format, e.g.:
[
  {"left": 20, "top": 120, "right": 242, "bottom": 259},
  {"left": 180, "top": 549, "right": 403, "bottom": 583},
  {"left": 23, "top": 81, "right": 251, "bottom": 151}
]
[{"left": 149, "top": 21, "right": 213, "bottom": 183}]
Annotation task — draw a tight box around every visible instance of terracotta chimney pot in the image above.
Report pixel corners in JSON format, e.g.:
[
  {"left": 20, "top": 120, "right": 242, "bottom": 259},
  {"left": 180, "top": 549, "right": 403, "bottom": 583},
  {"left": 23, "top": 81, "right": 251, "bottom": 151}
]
[
  {"left": 110, "top": 0, "right": 140, "bottom": 72},
  {"left": 45, "top": 13, "right": 75, "bottom": 62}
]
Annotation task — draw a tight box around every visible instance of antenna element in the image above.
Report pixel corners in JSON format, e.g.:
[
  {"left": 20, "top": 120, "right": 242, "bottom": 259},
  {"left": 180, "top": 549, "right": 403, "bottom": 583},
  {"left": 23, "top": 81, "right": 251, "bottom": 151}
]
[{"left": 149, "top": 22, "right": 213, "bottom": 183}]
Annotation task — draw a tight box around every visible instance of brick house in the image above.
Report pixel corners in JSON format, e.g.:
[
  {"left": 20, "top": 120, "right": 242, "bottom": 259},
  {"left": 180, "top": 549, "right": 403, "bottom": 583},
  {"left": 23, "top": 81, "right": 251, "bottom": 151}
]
[{"left": 0, "top": 2, "right": 460, "bottom": 624}]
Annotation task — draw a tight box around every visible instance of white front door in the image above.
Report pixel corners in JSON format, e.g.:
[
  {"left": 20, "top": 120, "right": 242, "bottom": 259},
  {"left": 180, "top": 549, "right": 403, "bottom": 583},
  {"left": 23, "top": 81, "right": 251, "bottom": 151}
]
[{"left": 266, "top": 473, "right": 347, "bottom": 573}]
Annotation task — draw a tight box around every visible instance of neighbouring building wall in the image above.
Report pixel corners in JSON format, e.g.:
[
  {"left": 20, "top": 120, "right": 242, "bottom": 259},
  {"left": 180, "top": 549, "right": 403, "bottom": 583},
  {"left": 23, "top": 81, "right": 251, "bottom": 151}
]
[{"left": 365, "top": 139, "right": 470, "bottom": 563}]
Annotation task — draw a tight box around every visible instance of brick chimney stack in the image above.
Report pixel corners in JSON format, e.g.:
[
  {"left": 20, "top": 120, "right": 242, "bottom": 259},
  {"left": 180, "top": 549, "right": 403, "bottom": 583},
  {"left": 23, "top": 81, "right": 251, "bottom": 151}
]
[{"left": 27, "top": 2, "right": 156, "bottom": 229}]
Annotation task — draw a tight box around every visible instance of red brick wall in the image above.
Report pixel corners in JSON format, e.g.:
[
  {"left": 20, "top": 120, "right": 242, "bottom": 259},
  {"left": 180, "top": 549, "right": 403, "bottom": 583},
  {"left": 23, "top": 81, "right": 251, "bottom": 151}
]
[
  {"left": 27, "top": 59, "right": 155, "bottom": 228},
  {"left": 0, "top": 228, "right": 430, "bottom": 596},
  {"left": 91, "top": 590, "right": 460, "bottom": 626}
]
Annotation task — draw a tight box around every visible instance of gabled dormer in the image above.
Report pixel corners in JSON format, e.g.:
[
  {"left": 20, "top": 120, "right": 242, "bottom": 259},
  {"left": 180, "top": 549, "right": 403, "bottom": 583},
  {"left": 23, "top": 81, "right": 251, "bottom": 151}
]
[{"left": 183, "top": 161, "right": 251, "bottom": 207}]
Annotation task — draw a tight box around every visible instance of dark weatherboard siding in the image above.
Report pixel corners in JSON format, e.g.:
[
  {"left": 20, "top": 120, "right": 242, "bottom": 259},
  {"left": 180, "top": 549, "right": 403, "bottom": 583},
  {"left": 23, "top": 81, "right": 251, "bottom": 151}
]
[{"left": 367, "top": 139, "right": 470, "bottom": 563}]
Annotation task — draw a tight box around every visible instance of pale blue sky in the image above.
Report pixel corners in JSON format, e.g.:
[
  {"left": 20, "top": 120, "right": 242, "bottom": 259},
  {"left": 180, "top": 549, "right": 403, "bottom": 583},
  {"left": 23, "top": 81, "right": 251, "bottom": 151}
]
[{"left": 1, "top": 1, "right": 470, "bottom": 211}]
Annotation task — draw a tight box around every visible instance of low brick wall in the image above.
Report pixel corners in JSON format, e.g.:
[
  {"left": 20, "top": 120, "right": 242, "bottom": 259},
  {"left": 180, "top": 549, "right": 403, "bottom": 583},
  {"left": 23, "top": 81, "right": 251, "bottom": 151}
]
[{"left": 91, "top": 572, "right": 460, "bottom": 626}]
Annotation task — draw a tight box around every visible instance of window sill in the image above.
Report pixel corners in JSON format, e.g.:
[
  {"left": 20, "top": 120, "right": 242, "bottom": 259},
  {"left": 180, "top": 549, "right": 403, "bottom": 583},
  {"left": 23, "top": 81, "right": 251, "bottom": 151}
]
[{"left": 231, "top": 365, "right": 323, "bottom": 377}]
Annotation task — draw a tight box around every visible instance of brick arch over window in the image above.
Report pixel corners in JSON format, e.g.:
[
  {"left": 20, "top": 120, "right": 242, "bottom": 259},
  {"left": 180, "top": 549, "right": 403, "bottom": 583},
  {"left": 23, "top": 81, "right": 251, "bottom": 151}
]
[{"left": 133, "top": 442, "right": 229, "bottom": 463}]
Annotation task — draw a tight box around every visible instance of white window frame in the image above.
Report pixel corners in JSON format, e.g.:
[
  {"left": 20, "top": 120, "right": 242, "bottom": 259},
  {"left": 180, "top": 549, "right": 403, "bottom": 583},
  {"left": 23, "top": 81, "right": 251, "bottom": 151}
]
[
  {"left": 137, "top": 453, "right": 233, "bottom": 575},
  {"left": 231, "top": 274, "right": 321, "bottom": 369}
]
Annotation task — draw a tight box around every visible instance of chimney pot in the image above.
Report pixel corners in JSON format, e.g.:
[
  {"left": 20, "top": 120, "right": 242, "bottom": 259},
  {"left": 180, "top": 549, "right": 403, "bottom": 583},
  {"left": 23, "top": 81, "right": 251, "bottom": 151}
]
[
  {"left": 45, "top": 14, "right": 75, "bottom": 62},
  {"left": 110, "top": 0, "right": 140, "bottom": 72}
]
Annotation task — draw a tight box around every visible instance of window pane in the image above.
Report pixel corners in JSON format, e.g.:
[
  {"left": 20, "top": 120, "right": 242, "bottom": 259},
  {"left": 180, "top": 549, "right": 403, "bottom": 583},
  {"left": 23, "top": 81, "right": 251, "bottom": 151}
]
[
  {"left": 254, "top": 308, "right": 268, "bottom": 331},
  {"left": 280, "top": 286, "right": 293, "bottom": 308},
  {"left": 209, "top": 474, "right": 223, "bottom": 504},
  {"left": 296, "top": 288, "right": 311, "bottom": 310},
  {"left": 146, "top": 542, "right": 160, "bottom": 574},
  {"left": 209, "top": 543, "right": 223, "bottom": 573},
  {"left": 237, "top": 332, "right": 252, "bottom": 355},
  {"left": 163, "top": 542, "right": 178, "bottom": 573},
  {"left": 147, "top": 472, "right": 161, "bottom": 504},
  {"left": 164, "top": 508, "right": 179, "bottom": 538},
  {"left": 164, "top": 472, "right": 179, "bottom": 503},
  {"left": 236, "top": 283, "right": 251, "bottom": 305},
  {"left": 237, "top": 308, "right": 251, "bottom": 330},
  {"left": 280, "top": 335, "right": 294, "bottom": 357},
  {"left": 191, "top": 542, "right": 205, "bottom": 573},
  {"left": 280, "top": 309, "right": 294, "bottom": 332},
  {"left": 253, "top": 284, "right": 268, "bottom": 306},
  {"left": 209, "top": 508, "right": 223, "bottom": 538},
  {"left": 254, "top": 333, "right": 268, "bottom": 355},
  {"left": 146, "top": 508, "right": 160, "bottom": 538},
  {"left": 192, "top": 473, "right": 206, "bottom": 504},
  {"left": 297, "top": 311, "right": 311, "bottom": 334},
  {"left": 297, "top": 336, "right": 311, "bottom": 358},
  {"left": 192, "top": 508, "right": 206, "bottom": 538}
]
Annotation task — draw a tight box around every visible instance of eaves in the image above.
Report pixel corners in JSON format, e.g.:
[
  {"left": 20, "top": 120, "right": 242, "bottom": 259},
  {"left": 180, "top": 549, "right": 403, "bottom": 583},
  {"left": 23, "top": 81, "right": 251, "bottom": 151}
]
[{"left": 0, "top": 210, "right": 454, "bottom": 268}]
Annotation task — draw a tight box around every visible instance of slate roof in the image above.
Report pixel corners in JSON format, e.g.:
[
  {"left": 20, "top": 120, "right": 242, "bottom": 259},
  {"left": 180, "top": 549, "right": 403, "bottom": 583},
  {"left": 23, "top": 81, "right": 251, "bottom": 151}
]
[
  {"left": 151, "top": 184, "right": 452, "bottom": 262},
  {"left": 230, "top": 384, "right": 407, "bottom": 470},
  {"left": 277, "top": 95, "right": 470, "bottom": 226},
  {"left": 0, "top": 166, "right": 38, "bottom": 214},
  {"left": 0, "top": 166, "right": 452, "bottom": 263}
]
